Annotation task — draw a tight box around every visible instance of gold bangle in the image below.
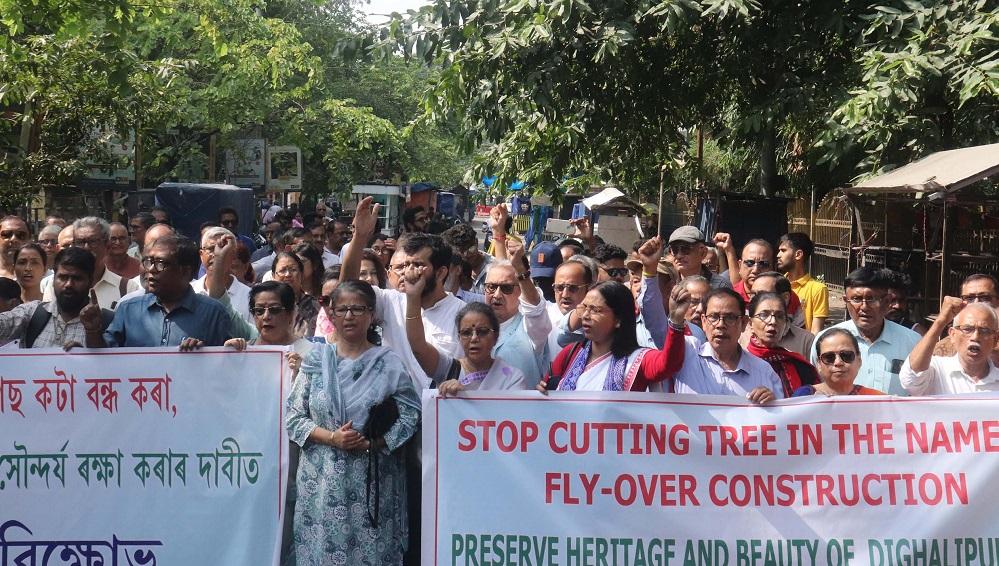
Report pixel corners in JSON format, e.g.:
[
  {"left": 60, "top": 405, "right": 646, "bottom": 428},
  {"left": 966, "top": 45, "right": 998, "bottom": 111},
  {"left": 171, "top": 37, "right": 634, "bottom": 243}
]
[
  {"left": 642, "top": 271, "right": 657, "bottom": 278},
  {"left": 405, "top": 314, "right": 420, "bottom": 320}
]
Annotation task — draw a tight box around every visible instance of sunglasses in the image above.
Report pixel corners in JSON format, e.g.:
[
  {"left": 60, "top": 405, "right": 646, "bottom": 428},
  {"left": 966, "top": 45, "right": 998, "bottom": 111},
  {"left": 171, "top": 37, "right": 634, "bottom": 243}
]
[
  {"left": 458, "top": 328, "right": 494, "bottom": 339},
  {"left": 741, "top": 259, "right": 771, "bottom": 269},
  {"left": 818, "top": 351, "right": 857, "bottom": 365},
  {"left": 485, "top": 283, "right": 517, "bottom": 295},
  {"left": 251, "top": 306, "right": 287, "bottom": 316},
  {"left": 553, "top": 283, "right": 588, "bottom": 294},
  {"left": 604, "top": 268, "right": 629, "bottom": 278}
]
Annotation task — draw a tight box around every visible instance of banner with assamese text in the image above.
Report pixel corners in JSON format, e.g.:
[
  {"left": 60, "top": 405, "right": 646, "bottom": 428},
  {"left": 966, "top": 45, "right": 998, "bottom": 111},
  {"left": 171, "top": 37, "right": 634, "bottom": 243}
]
[
  {"left": 0, "top": 347, "right": 289, "bottom": 565},
  {"left": 423, "top": 391, "right": 999, "bottom": 566}
]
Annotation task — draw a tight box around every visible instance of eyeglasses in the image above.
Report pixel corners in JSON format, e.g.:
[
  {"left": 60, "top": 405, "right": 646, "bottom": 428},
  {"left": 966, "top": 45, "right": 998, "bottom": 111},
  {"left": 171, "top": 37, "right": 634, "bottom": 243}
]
[
  {"left": 961, "top": 294, "right": 996, "bottom": 304},
  {"left": 554, "top": 283, "right": 588, "bottom": 294},
  {"left": 38, "top": 239, "right": 59, "bottom": 247},
  {"left": 109, "top": 236, "right": 129, "bottom": 244},
  {"left": 752, "top": 311, "right": 787, "bottom": 323},
  {"left": 575, "top": 303, "right": 608, "bottom": 317},
  {"left": 954, "top": 325, "right": 997, "bottom": 338},
  {"left": 331, "top": 305, "right": 373, "bottom": 318},
  {"left": 275, "top": 267, "right": 300, "bottom": 276},
  {"left": 604, "top": 268, "right": 629, "bottom": 278},
  {"left": 741, "top": 259, "right": 771, "bottom": 269},
  {"left": 0, "top": 230, "right": 28, "bottom": 240},
  {"left": 141, "top": 257, "right": 176, "bottom": 272},
  {"left": 846, "top": 296, "right": 882, "bottom": 307},
  {"left": 668, "top": 243, "right": 695, "bottom": 256},
  {"left": 458, "top": 327, "right": 494, "bottom": 339},
  {"left": 485, "top": 282, "right": 517, "bottom": 295},
  {"left": 73, "top": 238, "right": 105, "bottom": 248},
  {"left": 703, "top": 313, "right": 742, "bottom": 326},
  {"left": 818, "top": 350, "right": 858, "bottom": 365},
  {"left": 251, "top": 306, "right": 287, "bottom": 317}
]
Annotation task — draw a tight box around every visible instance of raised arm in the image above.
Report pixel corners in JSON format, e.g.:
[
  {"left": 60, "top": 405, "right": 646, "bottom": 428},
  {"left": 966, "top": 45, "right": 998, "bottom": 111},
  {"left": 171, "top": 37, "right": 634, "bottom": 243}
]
[
  {"left": 907, "top": 296, "right": 963, "bottom": 373},
  {"left": 713, "top": 233, "right": 740, "bottom": 285},
  {"left": 490, "top": 204, "right": 509, "bottom": 261},
  {"left": 340, "top": 197, "right": 380, "bottom": 282},
  {"left": 402, "top": 266, "right": 443, "bottom": 377},
  {"left": 630, "top": 285, "right": 693, "bottom": 389},
  {"left": 636, "top": 236, "right": 667, "bottom": 348}
]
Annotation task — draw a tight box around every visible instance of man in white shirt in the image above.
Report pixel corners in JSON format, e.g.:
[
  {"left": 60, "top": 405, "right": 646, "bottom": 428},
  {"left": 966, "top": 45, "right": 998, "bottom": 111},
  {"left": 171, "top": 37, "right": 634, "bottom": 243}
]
[
  {"left": 341, "top": 200, "right": 465, "bottom": 391},
  {"left": 191, "top": 227, "right": 253, "bottom": 323},
  {"left": 43, "top": 217, "right": 139, "bottom": 309},
  {"left": 323, "top": 220, "right": 351, "bottom": 268},
  {"left": 901, "top": 298, "right": 999, "bottom": 395}
]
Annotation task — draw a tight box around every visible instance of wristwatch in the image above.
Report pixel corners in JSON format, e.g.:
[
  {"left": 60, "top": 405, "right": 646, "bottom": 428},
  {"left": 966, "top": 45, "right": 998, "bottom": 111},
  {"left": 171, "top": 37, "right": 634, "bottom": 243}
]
[{"left": 517, "top": 270, "right": 531, "bottom": 281}]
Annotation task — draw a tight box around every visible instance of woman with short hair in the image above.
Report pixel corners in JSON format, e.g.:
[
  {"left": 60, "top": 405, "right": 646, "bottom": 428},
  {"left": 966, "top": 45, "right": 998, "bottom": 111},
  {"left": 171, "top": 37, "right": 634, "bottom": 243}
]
[{"left": 793, "top": 329, "right": 884, "bottom": 396}]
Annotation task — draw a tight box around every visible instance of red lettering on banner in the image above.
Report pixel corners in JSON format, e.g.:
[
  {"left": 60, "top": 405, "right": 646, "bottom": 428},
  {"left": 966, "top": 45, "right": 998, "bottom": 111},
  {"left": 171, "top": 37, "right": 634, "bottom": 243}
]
[
  {"left": 455, "top": 420, "right": 539, "bottom": 453},
  {"left": 697, "top": 424, "right": 778, "bottom": 456},
  {"left": 831, "top": 422, "right": 895, "bottom": 454},
  {"left": 786, "top": 423, "right": 823, "bottom": 455},
  {"left": 904, "top": 420, "right": 999, "bottom": 454}
]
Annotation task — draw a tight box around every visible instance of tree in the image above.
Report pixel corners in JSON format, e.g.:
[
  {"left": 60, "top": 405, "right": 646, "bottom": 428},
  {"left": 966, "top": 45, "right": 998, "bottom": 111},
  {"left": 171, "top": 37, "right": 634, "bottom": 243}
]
[{"left": 360, "top": 0, "right": 997, "bottom": 201}]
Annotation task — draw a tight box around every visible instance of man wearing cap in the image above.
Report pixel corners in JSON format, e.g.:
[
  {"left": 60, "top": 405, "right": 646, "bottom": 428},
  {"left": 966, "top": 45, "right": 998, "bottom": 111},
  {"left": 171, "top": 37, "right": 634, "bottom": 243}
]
[
  {"left": 530, "top": 241, "right": 561, "bottom": 302},
  {"left": 667, "top": 226, "right": 731, "bottom": 290}
]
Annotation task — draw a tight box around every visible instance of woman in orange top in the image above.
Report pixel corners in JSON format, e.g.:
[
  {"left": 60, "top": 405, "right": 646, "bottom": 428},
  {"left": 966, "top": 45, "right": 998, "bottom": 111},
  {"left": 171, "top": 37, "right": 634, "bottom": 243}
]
[{"left": 792, "top": 328, "right": 884, "bottom": 396}]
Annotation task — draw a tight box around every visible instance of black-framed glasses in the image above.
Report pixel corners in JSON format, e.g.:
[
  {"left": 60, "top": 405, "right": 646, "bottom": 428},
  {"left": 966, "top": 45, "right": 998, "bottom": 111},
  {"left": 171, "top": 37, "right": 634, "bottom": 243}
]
[
  {"left": 604, "top": 267, "right": 629, "bottom": 278},
  {"left": 703, "top": 313, "right": 742, "bottom": 326},
  {"left": 0, "top": 230, "right": 28, "bottom": 240},
  {"left": 458, "top": 327, "right": 494, "bottom": 339},
  {"left": 485, "top": 283, "right": 517, "bottom": 295},
  {"left": 818, "top": 350, "right": 858, "bottom": 365},
  {"left": 954, "top": 325, "right": 997, "bottom": 338},
  {"left": 38, "top": 239, "right": 59, "bottom": 247},
  {"left": 554, "top": 283, "right": 588, "bottom": 294},
  {"left": 741, "top": 259, "right": 770, "bottom": 269},
  {"left": 331, "top": 305, "right": 373, "bottom": 318},
  {"left": 141, "top": 257, "right": 176, "bottom": 272},
  {"left": 251, "top": 306, "right": 287, "bottom": 317},
  {"left": 752, "top": 311, "right": 787, "bottom": 323},
  {"left": 669, "top": 243, "right": 695, "bottom": 256},
  {"left": 73, "top": 238, "right": 106, "bottom": 248}
]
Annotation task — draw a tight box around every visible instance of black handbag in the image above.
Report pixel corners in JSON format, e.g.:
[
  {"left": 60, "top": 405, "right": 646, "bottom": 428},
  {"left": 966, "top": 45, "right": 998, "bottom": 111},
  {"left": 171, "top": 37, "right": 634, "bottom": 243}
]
[{"left": 363, "top": 396, "right": 399, "bottom": 528}]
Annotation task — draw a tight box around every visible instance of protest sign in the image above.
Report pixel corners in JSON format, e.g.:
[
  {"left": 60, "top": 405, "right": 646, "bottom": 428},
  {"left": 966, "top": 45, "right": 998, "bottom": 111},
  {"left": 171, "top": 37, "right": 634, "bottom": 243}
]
[
  {"left": 423, "top": 391, "right": 999, "bottom": 566},
  {"left": 0, "top": 347, "right": 288, "bottom": 565}
]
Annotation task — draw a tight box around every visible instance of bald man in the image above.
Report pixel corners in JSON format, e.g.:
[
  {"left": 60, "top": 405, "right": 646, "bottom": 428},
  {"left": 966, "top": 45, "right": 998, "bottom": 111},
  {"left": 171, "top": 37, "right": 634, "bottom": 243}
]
[{"left": 901, "top": 297, "right": 999, "bottom": 395}]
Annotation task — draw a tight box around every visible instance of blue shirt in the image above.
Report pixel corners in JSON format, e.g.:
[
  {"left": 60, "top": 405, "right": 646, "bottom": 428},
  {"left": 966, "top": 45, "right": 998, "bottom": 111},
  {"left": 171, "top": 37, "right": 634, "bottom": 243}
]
[
  {"left": 105, "top": 288, "right": 232, "bottom": 347},
  {"left": 810, "top": 319, "right": 920, "bottom": 396},
  {"left": 674, "top": 338, "right": 785, "bottom": 398}
]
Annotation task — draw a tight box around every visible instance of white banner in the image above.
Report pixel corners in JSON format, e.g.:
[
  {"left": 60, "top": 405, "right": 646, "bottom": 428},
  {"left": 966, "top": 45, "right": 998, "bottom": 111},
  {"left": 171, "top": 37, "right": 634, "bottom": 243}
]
[
  {"left": 423, "top": 391, "right": 999, "bottom": 566},
  {"left": 0, "top": 347, "right": 289, "bottom": 565}
]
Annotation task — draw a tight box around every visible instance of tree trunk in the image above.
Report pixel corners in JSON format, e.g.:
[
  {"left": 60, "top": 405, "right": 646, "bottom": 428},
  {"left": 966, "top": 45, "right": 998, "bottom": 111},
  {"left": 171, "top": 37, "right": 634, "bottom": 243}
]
[{"left": 759, "top": 122, "right": 777, "bottom": 197}]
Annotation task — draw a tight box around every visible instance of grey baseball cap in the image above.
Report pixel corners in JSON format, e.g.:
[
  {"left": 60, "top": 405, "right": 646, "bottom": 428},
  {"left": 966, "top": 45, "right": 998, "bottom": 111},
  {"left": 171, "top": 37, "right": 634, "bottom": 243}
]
[{"left": 668, "top": 226, "right": 705, "bottom": 244}]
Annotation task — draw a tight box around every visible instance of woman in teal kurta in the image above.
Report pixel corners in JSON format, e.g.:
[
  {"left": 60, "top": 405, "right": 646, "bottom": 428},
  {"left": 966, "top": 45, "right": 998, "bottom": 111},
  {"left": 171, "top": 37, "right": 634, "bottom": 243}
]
[{"left": 286, "top": 280, "right": 420, "bottom": 565}]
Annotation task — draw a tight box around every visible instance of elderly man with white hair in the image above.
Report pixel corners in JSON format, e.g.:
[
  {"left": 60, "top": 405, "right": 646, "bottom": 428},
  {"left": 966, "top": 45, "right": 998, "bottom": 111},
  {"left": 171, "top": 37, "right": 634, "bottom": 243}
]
[
  {"left": 901, "top": 297, "right": 999, "bottom": 395},
  {"left": 483, "top": 239, "right": 552, "bottom": 388},
  {"left": 191, "top": 226, "right": 252, "bottom": 323},
  {"left": 43, "top": 216, "right": 139, "bottom": 309}
]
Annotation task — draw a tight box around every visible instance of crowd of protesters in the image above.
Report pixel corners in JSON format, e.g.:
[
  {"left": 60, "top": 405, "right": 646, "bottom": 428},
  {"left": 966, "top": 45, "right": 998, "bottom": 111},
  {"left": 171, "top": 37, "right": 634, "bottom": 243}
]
[{"left": 0, "top": 195, "right": 996, "bottom": 565}]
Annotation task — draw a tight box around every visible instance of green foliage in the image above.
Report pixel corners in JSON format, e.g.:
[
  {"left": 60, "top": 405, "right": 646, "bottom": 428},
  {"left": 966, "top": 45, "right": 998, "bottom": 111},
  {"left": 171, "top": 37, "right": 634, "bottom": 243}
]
[
  {"left": 816, "top": 0, "right": 999, "bottom": 178},
  {"left": 1, "top": 0, "right": 470, "bottom": 206},
  {"left": 364, "top": 0, "right": 996, "bottom": 200}
]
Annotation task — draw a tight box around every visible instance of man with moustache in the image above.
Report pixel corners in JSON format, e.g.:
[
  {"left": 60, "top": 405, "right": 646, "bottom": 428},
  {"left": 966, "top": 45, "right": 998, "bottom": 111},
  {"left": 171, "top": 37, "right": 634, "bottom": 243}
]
[
  {"left": 671, "top": 288, "right": 784, "bottom": 403},
  {"left": 0, "top": 247, "right": 109, "bottom": 348},
  {"left": 902, "top": 297, "right": 999, "bottom": 394},
  {"left": 340, "top": 198, "right": 465, "bottom": 391},
  {"left": 811, "top": 266, "right": 920, "bottom": 395}
]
